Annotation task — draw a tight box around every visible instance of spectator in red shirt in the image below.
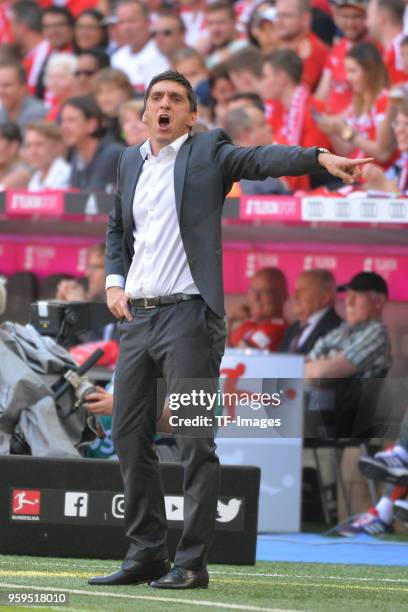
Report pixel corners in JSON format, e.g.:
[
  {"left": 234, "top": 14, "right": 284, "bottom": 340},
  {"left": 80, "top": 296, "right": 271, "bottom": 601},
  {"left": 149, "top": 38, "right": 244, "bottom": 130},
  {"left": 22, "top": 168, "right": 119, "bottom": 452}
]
[
  {"left": 41, "top": 6, "right": 75, "bottom": 53},
  {"left": 362, "top": 100, "right": 408, "bottom": 194},
  {"left": 367, "top": 0, "right": 405, "bottom": 84},
  {"left": 259, "top": 48, "right": 331, "bottom": 189},
  {"left": 226, "top": 45, "right": 263, "bottom": 94},
  {"left": 39, "top": 0, "right": 98, "bottom": 19},
  {"left": 44, "top": 52, "right": 79, "bottom": 121},
  {"left": 315, "top": 0, "right": 369, "bottom": 114},
  {"left": 274, "top": 0, "right": 329, "bottom": 92},
  {"left": 196, "top": 1, "right": 248, "bottom": 69},
  {"left": 228, "top": 267, "right": 289, "bottom": 352},
  {"left": 10, "top": 1, "right": 50, "bottom": 96},
  {"left": 0, "top": 0, "right": 13, "bottom": 46},
  {"left": 317, "top": 42, "right": 395, "bottom": 164},
  {"left": 37, "top": 6, "right": 75, "bottom": 99}
]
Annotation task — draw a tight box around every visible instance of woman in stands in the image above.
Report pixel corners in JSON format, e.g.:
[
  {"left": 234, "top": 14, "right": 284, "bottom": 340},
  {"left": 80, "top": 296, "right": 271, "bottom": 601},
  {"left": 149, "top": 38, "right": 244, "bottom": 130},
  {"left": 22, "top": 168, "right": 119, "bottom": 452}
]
[
  {"left": 318, "top": 42, "right": 396, "bottom": 166},
  {"left": 73, "top": 9, "right": 109, "bottom": 53},
  {"left": 362, "top": 99, "right": 408, "bottom": 195},
  {"left": 92, "top": 68, "right": 134, "bottom": 143}
]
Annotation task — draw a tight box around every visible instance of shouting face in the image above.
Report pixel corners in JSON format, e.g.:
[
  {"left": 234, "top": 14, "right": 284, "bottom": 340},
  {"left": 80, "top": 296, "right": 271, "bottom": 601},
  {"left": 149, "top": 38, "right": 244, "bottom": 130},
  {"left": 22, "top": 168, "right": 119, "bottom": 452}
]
[{"left": 143, "top": 79, "right": 196, "bottom": 153}]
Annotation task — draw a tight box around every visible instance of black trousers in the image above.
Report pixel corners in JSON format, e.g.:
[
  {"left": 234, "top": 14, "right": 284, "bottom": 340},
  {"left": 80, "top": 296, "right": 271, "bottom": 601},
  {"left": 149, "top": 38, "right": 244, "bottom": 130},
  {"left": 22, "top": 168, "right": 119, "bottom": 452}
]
[{"left": 112, "top": 298, "right": 226, "bottom": 570}]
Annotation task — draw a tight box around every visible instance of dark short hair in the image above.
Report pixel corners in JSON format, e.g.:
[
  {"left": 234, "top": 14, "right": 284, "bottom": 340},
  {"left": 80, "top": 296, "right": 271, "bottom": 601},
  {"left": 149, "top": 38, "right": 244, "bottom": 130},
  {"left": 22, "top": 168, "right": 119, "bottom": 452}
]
[
  {"left": 42, "top": 6, "right": 75, "bottom": 28},
  {"left": 116, "top": 0, "right": 149, "bottom": 20},
  {"left": 76, "top": 9, "right": 109, "bottom": 48},
  {"left": 0, "top": 122, "right": 22, "bottom": 144},
  {"left": 378, "top": 0, "right": 405, "bottom": 24},
  {"left": 144, "top": 70, "right": 197, "bottom": 113},
  {"left": 227, "top": 46, "right": 263, "bottom": 77},
  {"left": 61, "top": 95, "right": 105, "bottom": 137},
  {"left": 12, "top": 1, "right": 42, "bottom": 33},
  {"left": 229, "top": 91, "right": 265, "bottom": 112},
  {"left": 206, "top": 1, "right": 235, "bottom": 19},
  {"left": 77, "top": 47, "right": 111, "bottom": 70},
  {"left": 156, "top": 11, "right": 186, "bottom": 33},
  {"left": 263, "top": 49, "right": 303, "bottom": 85}
]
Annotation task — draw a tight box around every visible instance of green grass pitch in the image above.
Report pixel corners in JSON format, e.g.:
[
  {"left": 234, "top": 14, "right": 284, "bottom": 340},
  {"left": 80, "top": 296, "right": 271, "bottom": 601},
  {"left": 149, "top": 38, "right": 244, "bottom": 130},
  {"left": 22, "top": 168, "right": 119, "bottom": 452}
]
[{"left": 0, "top": 555, "right": 408, "bottom": 611}]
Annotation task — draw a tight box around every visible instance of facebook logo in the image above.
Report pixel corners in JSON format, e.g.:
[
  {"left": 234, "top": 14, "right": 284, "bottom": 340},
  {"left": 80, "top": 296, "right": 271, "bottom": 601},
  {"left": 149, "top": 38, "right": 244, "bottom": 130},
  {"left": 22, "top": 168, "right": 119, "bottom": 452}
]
[{"left": 64, "top": 492, "right": 89, "bottom": 517}]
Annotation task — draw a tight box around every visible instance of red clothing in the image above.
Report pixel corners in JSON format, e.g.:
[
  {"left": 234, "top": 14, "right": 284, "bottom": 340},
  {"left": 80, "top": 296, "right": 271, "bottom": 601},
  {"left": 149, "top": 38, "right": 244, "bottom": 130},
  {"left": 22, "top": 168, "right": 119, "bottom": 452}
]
[
  {"left": 23, "top": 40, "right": 50, "bottom": 96},
  {"left": 38, "top": 0, "right": 97, "bottom": 17},
  {"left": 230, "top": 318, "right": 288, "bottom": 352},
  {"left": 46, "top": 104, "right": 60, "bottom": 122},
  {"left": 0, "top": 2, "right": 12, "bottom": 45},
  {"left": 292, "top": 32, "right": 329, "bottom": 92},
  {"left": 385, "top": 32, "right": 407, "bottom": 85},
  {"left": 312, "top": 0, "right": 331, "bottom": 14},
  {"left": 266, "top": 87, "right": 331, "bottom": 190},
  {"left": 345, "top": 92, "right": 387, "bottom": 157},
  {"left": 323, "top": 38, "right": 353, "bottom": 114}
]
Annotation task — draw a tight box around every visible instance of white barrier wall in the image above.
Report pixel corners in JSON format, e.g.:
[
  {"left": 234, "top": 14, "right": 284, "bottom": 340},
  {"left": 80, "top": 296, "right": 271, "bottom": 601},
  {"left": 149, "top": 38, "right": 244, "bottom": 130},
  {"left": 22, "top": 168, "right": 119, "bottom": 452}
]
[{"left": 217, "top": 349, "right": 304, "bottom": 532}]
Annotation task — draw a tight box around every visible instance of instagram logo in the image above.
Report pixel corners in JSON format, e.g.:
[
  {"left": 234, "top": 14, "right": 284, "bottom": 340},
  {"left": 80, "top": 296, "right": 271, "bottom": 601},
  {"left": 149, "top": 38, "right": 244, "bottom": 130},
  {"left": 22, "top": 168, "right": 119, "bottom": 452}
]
[{"left": 112, "top": 494, "right": 124, "bottom": 519}]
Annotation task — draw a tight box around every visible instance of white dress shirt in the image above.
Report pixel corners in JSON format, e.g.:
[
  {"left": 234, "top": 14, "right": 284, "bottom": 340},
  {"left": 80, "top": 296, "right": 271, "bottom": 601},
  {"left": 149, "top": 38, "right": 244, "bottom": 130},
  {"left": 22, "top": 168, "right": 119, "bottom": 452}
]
[
  {"left": 28, "top": 157, "right": 71, "bottom": 191},
  {"left": 297, "top": 306, "right": 330, "bottom": 348},
  {"left": 106, "top": 133, "right": 200, "bottom": 298}
]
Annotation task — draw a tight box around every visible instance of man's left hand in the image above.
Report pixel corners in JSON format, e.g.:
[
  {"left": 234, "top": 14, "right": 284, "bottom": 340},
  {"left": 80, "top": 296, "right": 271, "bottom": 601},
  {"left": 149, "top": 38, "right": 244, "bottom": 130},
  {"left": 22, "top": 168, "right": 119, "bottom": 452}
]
[{"left": 317, "top": 152, "right": 373, "bottom": 185}]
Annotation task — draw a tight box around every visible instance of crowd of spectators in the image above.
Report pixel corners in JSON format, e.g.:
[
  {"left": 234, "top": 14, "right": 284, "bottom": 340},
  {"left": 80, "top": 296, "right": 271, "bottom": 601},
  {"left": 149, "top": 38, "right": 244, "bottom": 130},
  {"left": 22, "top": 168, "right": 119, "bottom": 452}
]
[{"left": 0, "top": 0, "right": 408, "bottom": 195}]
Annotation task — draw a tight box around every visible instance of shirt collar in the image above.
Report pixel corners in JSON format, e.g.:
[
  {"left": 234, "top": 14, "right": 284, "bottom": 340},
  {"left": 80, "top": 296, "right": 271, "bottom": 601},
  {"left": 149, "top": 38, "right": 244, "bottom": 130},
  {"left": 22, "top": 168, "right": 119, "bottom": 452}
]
[
  {"left": 140, "top": 132, "right": 190, "bottom": 161},
  {"left": 307, "top": 306, "right": 330, "bottom": 327}
]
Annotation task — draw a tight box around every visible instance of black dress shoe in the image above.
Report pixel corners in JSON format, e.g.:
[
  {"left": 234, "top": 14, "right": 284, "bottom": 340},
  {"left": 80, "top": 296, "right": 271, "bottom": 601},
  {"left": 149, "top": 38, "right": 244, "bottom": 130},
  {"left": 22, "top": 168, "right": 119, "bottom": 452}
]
[
  {"left": 149, "top": 566, "right": 209, "bottom": 589},
  {"left": 88, "top": 558, "right": 170, "bottom": 586}
]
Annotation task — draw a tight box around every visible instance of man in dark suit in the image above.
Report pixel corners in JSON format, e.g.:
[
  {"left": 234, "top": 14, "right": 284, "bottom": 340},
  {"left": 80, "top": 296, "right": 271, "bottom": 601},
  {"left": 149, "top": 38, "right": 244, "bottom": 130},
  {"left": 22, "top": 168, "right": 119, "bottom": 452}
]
[
  {"left": 88, "top": 70, "right": 371, "bottom": 589},
  {"left": 279, "top": 269, "right": 342, "bottom": 355}
]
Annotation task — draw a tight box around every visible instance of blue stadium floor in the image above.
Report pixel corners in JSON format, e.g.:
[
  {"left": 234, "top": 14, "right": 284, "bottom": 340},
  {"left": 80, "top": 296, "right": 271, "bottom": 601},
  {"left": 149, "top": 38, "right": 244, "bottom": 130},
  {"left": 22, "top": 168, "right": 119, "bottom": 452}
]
[{"left": 257, "top": 533, "right": 408, "bottom": 566}]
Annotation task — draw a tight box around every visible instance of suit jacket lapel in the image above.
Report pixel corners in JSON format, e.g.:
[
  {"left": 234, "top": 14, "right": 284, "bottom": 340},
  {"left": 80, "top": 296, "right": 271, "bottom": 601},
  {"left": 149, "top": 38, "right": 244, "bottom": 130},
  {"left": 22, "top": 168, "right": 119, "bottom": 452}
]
[
  {"left": 174, "top": 136, "right": 192, "bottom": 224},
  {"left": 125, "top": 149, "right": 145, "bottom": 235}
]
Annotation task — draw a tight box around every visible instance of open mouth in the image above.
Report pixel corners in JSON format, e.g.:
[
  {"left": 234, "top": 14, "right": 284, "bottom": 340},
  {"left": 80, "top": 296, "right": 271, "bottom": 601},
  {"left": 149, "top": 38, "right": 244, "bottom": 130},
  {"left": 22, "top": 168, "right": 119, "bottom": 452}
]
[{"left": 158, "top": 114, "right": 170, "bottom": 127}]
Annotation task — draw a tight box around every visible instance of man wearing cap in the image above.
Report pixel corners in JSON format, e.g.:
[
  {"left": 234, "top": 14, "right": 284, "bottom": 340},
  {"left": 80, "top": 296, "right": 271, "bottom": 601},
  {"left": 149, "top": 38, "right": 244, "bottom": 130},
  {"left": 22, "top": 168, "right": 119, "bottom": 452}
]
[
  {"left": 305, "top": 271, "right": 391, "bottom": 380},
  {"left": 315, "top": 0, "right": 369, "bottom": 114}
]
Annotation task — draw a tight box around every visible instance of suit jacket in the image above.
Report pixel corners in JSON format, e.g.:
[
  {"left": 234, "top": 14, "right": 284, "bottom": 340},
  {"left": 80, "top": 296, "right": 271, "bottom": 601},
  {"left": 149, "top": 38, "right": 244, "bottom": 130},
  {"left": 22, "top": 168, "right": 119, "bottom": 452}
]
[
  {"left": 105, "top": 129, "right": 321, "bottom": 317},
  {"left": 279, "top": 307, "right": 342, "bottom": 355}
]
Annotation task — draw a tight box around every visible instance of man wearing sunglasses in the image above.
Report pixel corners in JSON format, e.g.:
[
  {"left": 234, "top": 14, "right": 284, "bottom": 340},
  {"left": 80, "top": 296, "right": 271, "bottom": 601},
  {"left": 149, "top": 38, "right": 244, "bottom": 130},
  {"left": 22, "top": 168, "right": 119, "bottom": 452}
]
[{"left": 152, "top": 13, "right": 186, "bottom": 60}]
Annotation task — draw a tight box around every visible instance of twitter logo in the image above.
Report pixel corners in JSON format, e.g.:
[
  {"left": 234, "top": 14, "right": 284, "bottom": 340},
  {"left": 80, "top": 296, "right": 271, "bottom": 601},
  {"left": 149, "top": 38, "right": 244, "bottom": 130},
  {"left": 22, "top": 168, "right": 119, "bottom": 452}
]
[{"left": 216, "top": 498, "right": 242, "bottom": 523}]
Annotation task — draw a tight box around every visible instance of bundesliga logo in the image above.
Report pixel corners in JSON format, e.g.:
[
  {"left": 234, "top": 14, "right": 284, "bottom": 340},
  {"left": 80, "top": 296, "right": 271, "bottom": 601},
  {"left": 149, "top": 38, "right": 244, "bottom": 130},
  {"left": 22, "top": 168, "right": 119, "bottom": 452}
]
[{"left": 11, "top": 489, "right": 41, "bottom": 519}]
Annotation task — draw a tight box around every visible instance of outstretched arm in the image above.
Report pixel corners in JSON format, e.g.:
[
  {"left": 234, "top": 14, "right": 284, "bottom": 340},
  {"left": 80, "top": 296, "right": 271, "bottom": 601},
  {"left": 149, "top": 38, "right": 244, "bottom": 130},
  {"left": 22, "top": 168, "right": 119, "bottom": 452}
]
[
  {"left": 316, "top": 151, "right": 373, "bottom": 185},
  {"left": 213, "top": 131, "right": 372, "bottom": 185}
]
